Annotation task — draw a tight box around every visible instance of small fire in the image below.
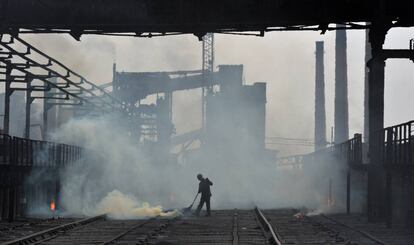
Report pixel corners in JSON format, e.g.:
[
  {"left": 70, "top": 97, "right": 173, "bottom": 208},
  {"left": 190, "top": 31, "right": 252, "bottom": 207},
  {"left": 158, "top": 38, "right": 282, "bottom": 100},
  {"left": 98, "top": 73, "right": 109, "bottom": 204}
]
[{"left": 50, "top": 200, "right": 56, "bottom": 211}]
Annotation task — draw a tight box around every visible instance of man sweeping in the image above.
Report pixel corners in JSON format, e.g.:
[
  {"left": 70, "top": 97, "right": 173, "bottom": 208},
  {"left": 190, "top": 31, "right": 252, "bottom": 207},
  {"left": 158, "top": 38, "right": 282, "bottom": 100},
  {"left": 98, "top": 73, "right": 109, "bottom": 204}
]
[{"left": 195, "top": 173, "right": 213, "bottom": 217}]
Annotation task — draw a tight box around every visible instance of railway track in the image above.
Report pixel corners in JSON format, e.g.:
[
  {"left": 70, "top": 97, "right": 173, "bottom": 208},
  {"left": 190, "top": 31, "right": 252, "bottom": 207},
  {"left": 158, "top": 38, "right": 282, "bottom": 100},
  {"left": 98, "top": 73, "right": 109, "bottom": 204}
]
[
  {"left": 307, "top": 214, "right": 388, "bottom": 245},
  {"left": 2, "top": 209, "right": 412, "bottom": 244},
  {"left": 1, "top": 215, "right": 106, "bottom": 245},
  {"left": 0, "top": 217, "right": 82, "bottom": 244},
  {"left": 263, "top": 209, "right": 392, "bottom": 245}
]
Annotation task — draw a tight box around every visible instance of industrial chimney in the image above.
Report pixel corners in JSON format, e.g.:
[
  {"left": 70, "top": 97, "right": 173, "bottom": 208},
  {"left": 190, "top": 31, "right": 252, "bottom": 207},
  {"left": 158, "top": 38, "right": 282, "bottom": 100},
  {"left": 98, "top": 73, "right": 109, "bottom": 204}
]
[
  {"left": 314, "top": 41, "right": 326, "bottom": 151},
  {"left": 334, "top": 27, "right": 349, "bottom": 144}
]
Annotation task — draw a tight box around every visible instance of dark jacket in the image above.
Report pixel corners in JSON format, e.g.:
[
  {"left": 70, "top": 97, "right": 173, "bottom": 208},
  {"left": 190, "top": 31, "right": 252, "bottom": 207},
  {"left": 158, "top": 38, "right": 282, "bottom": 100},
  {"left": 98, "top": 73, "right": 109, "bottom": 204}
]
[{"left": 198, "top": 178, "right": 213, "bottom": 197}]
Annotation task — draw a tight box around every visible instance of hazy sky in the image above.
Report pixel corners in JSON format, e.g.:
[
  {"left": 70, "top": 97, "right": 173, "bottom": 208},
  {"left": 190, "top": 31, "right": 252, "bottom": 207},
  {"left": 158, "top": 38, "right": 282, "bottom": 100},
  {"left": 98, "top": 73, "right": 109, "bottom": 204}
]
[{"left": 22, "top": 27, "right": 414, "bottom": 156}]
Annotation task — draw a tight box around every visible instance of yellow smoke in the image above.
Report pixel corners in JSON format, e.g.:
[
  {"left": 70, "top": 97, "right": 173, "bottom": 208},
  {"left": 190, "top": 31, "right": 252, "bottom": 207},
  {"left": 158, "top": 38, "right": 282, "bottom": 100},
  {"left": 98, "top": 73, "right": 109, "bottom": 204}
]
[{"left": 95, "top": 190, "right": 180, "bottom": 219}]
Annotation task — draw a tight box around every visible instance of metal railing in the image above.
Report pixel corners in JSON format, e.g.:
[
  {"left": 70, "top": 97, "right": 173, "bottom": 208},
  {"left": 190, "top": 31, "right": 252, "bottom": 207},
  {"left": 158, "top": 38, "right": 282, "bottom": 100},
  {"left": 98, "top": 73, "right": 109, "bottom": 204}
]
[
  {"left": 371, "top": 120, "right": 414, "bottom": 166},
  {"left": 275, "top": 134, "right": 364, "bottom": 168},
  {"left": 0, "top": 134, "right": 83, "bottom": 168}
]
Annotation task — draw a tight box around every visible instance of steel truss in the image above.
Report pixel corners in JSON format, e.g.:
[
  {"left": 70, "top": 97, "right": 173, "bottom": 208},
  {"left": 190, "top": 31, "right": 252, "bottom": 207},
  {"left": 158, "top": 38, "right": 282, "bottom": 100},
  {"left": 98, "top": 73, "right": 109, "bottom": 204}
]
[{"left": 0, "top": 34, "right": 130, "bottom": 136}]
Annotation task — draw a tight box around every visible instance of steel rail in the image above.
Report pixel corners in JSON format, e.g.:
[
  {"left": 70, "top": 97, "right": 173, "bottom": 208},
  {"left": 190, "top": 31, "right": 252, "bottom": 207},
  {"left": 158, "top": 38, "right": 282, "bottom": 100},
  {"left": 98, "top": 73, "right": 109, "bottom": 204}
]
[
  {"left": 1, "top": 214, "right": 106, "bottom": 245},
  {"left": 254, "top": 207, "right": 282, "bottom": 245},
  {"left": 99, "top": 218, "right": 155, "bottom": 245},
  {"left": 320, "top": 214, "right": 388, "bottom": 245}
]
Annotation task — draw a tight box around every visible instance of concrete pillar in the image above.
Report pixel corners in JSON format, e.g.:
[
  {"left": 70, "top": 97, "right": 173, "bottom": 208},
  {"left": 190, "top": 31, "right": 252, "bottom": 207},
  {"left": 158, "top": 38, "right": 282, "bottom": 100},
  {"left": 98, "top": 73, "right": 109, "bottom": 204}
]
[
  {"left": 334, "top": 27, "right": 349, "bottom": 144},
  {"left": 314, "top": 41, "right": 326, "bottom": 151}
]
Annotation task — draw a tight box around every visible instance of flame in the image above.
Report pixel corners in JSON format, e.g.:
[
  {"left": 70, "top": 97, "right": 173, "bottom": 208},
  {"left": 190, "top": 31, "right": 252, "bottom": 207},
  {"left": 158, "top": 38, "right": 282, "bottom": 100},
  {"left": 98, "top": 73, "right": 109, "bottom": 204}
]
[{"left": 50, "top": 200, "right": 56, "bottom": 211}]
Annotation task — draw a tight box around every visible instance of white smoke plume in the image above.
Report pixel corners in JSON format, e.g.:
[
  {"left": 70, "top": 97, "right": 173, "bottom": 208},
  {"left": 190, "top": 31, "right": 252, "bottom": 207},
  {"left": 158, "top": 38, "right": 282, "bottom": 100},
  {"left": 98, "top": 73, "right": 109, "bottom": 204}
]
[{"left": 47, "top": 112, "right": 350, "bottom": 219}]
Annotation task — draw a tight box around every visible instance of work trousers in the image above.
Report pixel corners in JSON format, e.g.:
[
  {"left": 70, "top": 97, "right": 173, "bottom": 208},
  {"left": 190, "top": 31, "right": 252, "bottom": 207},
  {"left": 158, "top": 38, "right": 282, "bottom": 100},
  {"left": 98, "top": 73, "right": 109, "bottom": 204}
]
[{"left": 195, "top": 194, "right": 211, "bottom": 216}]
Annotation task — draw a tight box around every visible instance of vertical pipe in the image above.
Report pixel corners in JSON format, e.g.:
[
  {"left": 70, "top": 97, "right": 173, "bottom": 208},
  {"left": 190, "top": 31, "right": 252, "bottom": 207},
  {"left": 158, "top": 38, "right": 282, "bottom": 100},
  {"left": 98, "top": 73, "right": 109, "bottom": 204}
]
[
  {"left": 314, "top": 41, "right": 326, "bottom": 151},
  {"left": 334, "top": 27, "right": 349, "bottom": 144}
]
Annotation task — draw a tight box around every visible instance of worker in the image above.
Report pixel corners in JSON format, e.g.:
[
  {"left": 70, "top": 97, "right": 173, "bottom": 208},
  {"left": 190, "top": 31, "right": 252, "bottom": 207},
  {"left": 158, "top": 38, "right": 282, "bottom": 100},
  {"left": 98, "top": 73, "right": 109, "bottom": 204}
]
[{"left": 195, "top": 173, "right": 213, "bottom": 217}]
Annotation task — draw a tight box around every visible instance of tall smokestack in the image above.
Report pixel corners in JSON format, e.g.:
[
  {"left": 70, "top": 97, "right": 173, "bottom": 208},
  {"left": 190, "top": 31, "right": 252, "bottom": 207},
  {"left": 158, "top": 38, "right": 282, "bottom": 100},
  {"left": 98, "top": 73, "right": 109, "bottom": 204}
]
[
  {"left": 315, "top": 41, "right": 326, "bottom": 151},
  {"left": 364, "top": 25, "right": 371, "bottom": 142},
  {"left": 334, "top": 27, "right": 349, "bottom": 144}
]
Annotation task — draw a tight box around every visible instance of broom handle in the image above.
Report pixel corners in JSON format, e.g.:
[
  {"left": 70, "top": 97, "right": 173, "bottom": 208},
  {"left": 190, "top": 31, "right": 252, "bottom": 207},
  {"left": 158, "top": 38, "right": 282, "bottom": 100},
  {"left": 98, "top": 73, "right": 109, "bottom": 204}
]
[{"left": 191, "top": 193, "right": 199, "bottom": 206}]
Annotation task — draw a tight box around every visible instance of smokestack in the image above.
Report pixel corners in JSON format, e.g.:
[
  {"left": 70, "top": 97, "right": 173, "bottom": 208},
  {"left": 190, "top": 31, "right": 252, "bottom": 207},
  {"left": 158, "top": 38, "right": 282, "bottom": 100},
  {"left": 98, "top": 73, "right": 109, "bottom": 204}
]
[
  {"left": 314, "top": 41, "right": 326, "bottom": 151},
  {"left": 363, "top": 25, "right": 371, "bottom": 142},
  {"left": 334, "top": 27, "right": 349, "bottom": 144}
]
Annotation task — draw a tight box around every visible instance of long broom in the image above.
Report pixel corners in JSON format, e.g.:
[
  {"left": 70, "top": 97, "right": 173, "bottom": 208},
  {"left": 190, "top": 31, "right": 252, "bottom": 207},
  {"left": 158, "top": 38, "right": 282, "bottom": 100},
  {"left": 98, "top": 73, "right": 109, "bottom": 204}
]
[{"left": 182, "top": 193, "right": 199, "bottom": 213}]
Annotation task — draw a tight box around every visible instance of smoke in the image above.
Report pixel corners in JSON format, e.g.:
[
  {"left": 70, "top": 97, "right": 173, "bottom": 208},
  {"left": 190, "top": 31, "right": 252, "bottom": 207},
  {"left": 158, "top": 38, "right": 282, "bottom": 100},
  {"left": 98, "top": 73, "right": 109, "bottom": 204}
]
[
  {"left": 94, "top": 190, "right": 179, "bottom": 219},
  {"left": 46, "top": 107, "right": 350, "bottom": 219},
  {"left": 18, "top": 27, "right": 414, "bottom": 218}
]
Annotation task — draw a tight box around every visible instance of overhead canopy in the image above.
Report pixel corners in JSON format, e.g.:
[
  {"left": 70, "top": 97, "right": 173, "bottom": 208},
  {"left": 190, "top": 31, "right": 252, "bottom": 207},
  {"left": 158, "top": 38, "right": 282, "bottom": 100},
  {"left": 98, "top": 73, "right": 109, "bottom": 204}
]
[{"left": 0, "top": 0, "right": 413, "bottom": 36}]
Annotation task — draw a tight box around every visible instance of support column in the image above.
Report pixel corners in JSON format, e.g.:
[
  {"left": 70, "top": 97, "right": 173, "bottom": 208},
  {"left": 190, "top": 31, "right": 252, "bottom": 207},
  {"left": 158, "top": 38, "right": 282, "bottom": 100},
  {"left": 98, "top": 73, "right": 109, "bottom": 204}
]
[
  {"left": 347, "top": 171, "right": 351, "bottom": 214},
  {"left": 24, "top": 78, "right": 33, "bottom": 139},
  {"left": 43, "top": 99, "right": 49, "bottom": 141},
  {"left": 367, "top": 24, "right": 388, "bottom": 222},
  {"left": 7, "top": 184, "right": 16, "bottom": 222},
  {"left": 1, "top": 187, "right": 8, "bottom": 220},
  {"left": 3, "top": 65, "right": 12, "bottom": 135},
  {"left": 367, "top": 23, "right": 388, "bottom": 140},
  {"left": 364, "top": 24, "right": 372, "bottom": 142}
]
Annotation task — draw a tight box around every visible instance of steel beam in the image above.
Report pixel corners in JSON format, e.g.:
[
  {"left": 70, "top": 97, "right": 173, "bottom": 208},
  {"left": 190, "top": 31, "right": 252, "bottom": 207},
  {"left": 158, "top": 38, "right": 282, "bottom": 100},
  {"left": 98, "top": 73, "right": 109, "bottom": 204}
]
[{"left": 0, "top": 0, "right": 414, "bottom": 35}]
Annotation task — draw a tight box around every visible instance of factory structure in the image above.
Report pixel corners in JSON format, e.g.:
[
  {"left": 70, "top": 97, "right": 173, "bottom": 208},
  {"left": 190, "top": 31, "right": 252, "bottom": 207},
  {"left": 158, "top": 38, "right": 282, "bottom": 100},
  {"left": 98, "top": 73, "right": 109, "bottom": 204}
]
[
  {"left": 111, "top": 63, "right": 269, "bottom": 165},
  {"left": 0, "top": 2, "right": 413, "bottom": 240}
]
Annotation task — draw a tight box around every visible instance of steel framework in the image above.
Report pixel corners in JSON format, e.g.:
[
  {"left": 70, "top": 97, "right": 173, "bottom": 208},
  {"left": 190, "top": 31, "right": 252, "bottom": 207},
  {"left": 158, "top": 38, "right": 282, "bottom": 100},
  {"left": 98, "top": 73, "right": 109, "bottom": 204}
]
[
  {"left": 202, "top": 33, "right": 214, "bottom": 131},
  {"left": 0, "top": 34, "right": 129, "bottom": 136}
]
